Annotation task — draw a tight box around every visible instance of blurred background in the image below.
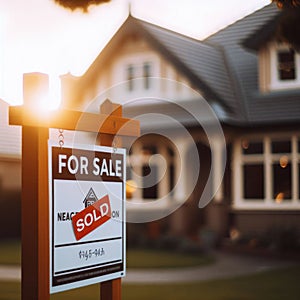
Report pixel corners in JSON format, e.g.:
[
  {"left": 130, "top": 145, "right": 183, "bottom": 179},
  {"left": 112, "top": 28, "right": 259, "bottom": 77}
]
[{"left": 1, "top": 0, "right": 300, "bottom": 299}]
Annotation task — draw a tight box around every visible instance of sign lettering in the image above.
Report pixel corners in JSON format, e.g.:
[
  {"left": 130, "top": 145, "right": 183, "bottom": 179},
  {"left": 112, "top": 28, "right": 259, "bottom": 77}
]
[
  {"left": 72, "top": 195, "right": 111, "bottom": 240},
  {"left": 49, "top": 143, "right": 126, "bottom": 294}
]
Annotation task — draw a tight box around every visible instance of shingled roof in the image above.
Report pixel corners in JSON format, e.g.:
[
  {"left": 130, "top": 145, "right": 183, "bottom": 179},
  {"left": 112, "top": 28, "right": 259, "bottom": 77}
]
[
  {"left": 77, "top": 3, "right": 300, "bottom": 126},
  {"left": 137, "top": 21, "right": 237, "bottom": 119},
  {"left": 205, "top": 4, "right": 300, "bottom": 125}
]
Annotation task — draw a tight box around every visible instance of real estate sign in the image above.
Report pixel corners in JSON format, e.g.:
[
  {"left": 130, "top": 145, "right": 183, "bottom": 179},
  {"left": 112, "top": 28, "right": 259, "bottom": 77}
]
[{"left": 48, "top": 142, "right": 126, "bottom": 294}]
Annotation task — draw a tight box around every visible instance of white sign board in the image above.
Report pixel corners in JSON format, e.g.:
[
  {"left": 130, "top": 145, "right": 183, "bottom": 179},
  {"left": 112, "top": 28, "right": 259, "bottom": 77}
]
[{"left": 48, "top": 142, "right": 126, "bottom": 294}]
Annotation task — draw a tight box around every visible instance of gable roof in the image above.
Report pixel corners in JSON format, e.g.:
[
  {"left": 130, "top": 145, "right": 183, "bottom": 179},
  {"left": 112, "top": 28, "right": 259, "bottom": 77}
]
[
  {"left": 77, "top": 15, "right": 234, "bottom": 119},
  {"left": 205, "top": 4, "right": 300, "bottom": 125},
  {"left": 74, "top": 3, "right": 300, "bottom": 127},
  {"left": 242, "top": 13, "right": 281, "bottom": 51},
  {"left": 138, "top": 20, "right": 238, "bottom": 119}
]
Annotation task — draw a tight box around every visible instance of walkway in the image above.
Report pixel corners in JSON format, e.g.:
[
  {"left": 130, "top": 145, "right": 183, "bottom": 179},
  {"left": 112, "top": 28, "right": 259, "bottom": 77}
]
[
  {"left": 0, "top": 251, "right": 295, "bottom": 284},
  {"left": 123, "top": 251, "right": 295, "bottom": 283}
]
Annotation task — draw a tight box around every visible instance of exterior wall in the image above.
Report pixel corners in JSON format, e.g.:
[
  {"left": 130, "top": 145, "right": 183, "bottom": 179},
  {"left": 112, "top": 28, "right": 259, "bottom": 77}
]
[
  {"left": 72, "top": 34, "right": 219, "bottom": 239},
  {"left": 232, "top": 131, "right": 300, "bottom": 210},
  {"left": 0, "top": 158, "right": 21, "bottom": 191},
  {"left": 62, "top": 29, "right": 299, "bottom": 242},
  {"left": 79, "top": 34, "right": 197, "bottom": 110},
  {"left": 231, "top": 130, "right": 300, "bottom": 238},
  {"left": 0, "top": 99, "right": 21, "bottom": 156},
  {"left": 259, "top": 41, "right": 300, "bottom": 93},
  {"left": 231, "top": 211, "right": 300, "bottom": 235},
  {"left": 0, "top": 100, "right": 22, "bottom": 238},
  {"left": 0, "top": 157, "right": 21, "bottom": 238},
  {"left": 258, "top": 46, "right": 271, "bottom": 93},
  {"left": 167, "top": 128, "right": 231, "bottom": 239}
]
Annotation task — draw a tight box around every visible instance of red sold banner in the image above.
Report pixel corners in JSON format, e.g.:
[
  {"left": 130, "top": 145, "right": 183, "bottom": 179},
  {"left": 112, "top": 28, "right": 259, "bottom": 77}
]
[{"left": 72, "top": 195, "right": 111, "bottom": 240}]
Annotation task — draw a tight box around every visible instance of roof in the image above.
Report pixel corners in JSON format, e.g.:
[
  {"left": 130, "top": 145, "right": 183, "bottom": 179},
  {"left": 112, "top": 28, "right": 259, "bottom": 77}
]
[
  {"left": 137, "top": 21, "right": 237, "bottom": 118},
  {"left": 74, "top": 3, "right": 300, "bottom": 127},
  {"left": 0, "top": 99, "right": 21, "bottom": 158},
  {"left": 242, "top": 14, "right": 281, "bottom": 51},
  {"left": 205, "top": 3, "right": 300, "bottom": 125},
  {"left": 78, "top": 16, "right": 233, "bottom": 115}
]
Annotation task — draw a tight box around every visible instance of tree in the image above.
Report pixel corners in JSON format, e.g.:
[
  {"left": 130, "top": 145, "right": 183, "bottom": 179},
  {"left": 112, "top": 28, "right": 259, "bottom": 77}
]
[
  {"left": 272, "top": 0, "right": 300, "bottom": 8},
  {"left": 53, "top": 0, "right": 111, "bottom": 12},
  {"left": 272, "top": 0, "right": 300, "bottom": 51}
]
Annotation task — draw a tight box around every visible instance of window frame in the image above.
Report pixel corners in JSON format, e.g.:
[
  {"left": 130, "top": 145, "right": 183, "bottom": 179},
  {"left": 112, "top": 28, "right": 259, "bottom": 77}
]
[
  {"left": 126, "top": 140, "right": 176, "bottom": 202},
  {"left": 118, "top": 53, "right": 159, "bottom": 93},
  {"left": 126, "top": 64, "right": 134, "bottom": 91},
  {"left": 270, "top": 42, "right": 300, "bottom": 90},
  {"left": 233, "top": 134, "right": 300, "bottom": 210},
  {"left": 143, "top": 62, "right": 152, "bottom": 90}
]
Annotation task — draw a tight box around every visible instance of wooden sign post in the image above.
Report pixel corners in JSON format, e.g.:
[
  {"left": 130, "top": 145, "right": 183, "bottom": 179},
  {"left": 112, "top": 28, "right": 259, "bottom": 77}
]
[{"left": 9, "top": 73, "right": 140, "bottom": 300}]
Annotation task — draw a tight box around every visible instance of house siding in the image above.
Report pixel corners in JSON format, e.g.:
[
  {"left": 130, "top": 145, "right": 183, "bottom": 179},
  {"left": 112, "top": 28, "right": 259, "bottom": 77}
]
[
  {"left": 259, "top": 46, "right": 271, "bottom": 93},
  {"left": 0, "top": 100, "right": 21, "bottom": 238},
  {"left": 231, "top": 211, "right": 300, "bottom": 235},
  {"left": 59, "top": 6, "right": 300, "bottom": 244}
]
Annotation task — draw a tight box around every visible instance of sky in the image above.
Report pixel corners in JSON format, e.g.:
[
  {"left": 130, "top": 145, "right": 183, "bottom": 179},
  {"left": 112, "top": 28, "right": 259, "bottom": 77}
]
[{"left": 0, "top": 0, "right": 271, "bottom": 106}]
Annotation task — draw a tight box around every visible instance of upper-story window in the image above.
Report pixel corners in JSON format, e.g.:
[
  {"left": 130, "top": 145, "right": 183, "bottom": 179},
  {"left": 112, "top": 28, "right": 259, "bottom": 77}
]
[
  {"left": 125, "top": 62, "right": 153, "bottom": 92},
  {"left": 143, "top": 62, "right": 151, "bottom": 90},
  {"left": 270, "top": 43, "right": 300, "bottom": 90},
  {"left": 127, "top": 64, "right": 134, "bottom": 91},
  {"left": 277, "top": 48, "right": 296, "bottom": 81}
]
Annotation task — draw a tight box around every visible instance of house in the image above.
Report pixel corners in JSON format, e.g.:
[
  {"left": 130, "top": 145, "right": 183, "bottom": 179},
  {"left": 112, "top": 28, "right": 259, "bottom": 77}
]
[
  {"left": 60, "top": 3, "right": 300, "bottom": 244},
  {"left": 0, "top": 99, "right": 21, "bottom": 237}
]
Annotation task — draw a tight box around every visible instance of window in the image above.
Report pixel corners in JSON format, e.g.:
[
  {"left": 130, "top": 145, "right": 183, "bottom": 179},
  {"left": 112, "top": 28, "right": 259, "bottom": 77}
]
[
  {"left": 272, "top": 140, "right": 291, "bottom": 153},
  {"left": 243, "top": 164, "right": 264, "bottom": 199},
  {"left": 277, "top": 48, "right": 296, "bottom": 81},
  {"left": 270, "top": 43, "right": 300, "bottom": 90},
  {"left": 273, "top": 162, "right": 291, "bottom": 201},
  {"left": 234, "top": 135, "right": 300, "bottom": 209},
  {"left": 142, "top": 165, "right": 158, "bottom": 199},
  {"left": 242, "top": 140, "right": 263, "bottom": 155},
  {"left": 125, "top": 61, "right": 153, "bottom": 92},
  {"left": 143, "top": 62, "right": 151, "bottom": 89},
  {"left": 142, "top": 145, "right": 158, "bottom": 200},
  {"left": 127, "top": 65, "right": 134, "bottom": 91},
  {"left": 241, "top": 140, "right": 264, "bottom": 201},
  {"left": 126, "top": 135, "right": 176, "bottom": 201}
]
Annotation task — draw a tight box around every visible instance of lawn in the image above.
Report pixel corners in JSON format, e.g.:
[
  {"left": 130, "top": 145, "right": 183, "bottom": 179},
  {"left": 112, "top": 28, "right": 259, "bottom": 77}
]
[
  {"left": 127, "top": 249, "right": 214, "bottom": 268},
  {"left": 1, "top": 239, "right": 299, "bottom": 299},
  {"left": 0, "top": 240, "right": 213, "bottom": 268},
  {"left": 0, "top": 266, "right": 299, "bottom": 300},
  {"left": 0, "top": 239, "right": 20, "bottom": 265},
  {"left": 123, "top": 266, "right": 300, "bottom": 300}
]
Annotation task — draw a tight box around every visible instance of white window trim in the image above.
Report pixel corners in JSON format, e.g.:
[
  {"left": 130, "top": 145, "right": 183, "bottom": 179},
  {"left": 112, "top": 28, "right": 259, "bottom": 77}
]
[
  {"left": 119, "top": 53, "right": 160, "bottom": 94},
  {"left": 269, "top": 42, "right": 300, "bottom": 91},
  {"left": 127, "top": 143, "right": 175, "bottom": 203},
  {"left": 233, "top": 134, "right": 300, "bottom": 210}
]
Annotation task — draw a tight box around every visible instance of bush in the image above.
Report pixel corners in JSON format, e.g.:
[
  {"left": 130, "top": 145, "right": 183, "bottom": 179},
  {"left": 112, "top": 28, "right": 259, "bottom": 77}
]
[{"left": 261, "top": 226, "right": 300, "bottom": 253}]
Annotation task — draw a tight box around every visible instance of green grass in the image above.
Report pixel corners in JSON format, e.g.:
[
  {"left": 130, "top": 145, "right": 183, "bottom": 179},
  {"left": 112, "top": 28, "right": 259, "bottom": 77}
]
[
  {"left": 127, "top": 249, "right": 214, "bottom": 268},
  {"left": 1, "top": 240, "right": 299, "bottom": 299},
  {"left": 123, "top": 266, "right": 300, "bottom": 300},
  {"left": 0, "top": 266, "right": 299, "bottom": 300},
  {"left": 0, "top": 240, "right": 213, "bottom": 269},
  {"left": 0, "top": 239, "right": 21, "bottom": 265}
]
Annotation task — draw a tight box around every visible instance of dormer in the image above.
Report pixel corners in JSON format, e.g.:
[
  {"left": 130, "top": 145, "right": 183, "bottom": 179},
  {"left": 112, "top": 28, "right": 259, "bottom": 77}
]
[
  {"left": 259, "top": 41, "right": 300, "bottom": 92},
  {"left": 243, "top": 12, "right": 300, "bottom": 93}
]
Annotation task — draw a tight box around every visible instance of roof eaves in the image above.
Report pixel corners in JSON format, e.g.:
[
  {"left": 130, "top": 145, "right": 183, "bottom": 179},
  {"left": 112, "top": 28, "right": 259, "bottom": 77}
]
[
  {"left": 242, "top": 14, "right": 281, "bottom": 51},
  {"left": 137, "top": 21, "right": 234, "bottom": 113},
  {"left": 215, "top": 43, "right": 249, "bottom": 122}
]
